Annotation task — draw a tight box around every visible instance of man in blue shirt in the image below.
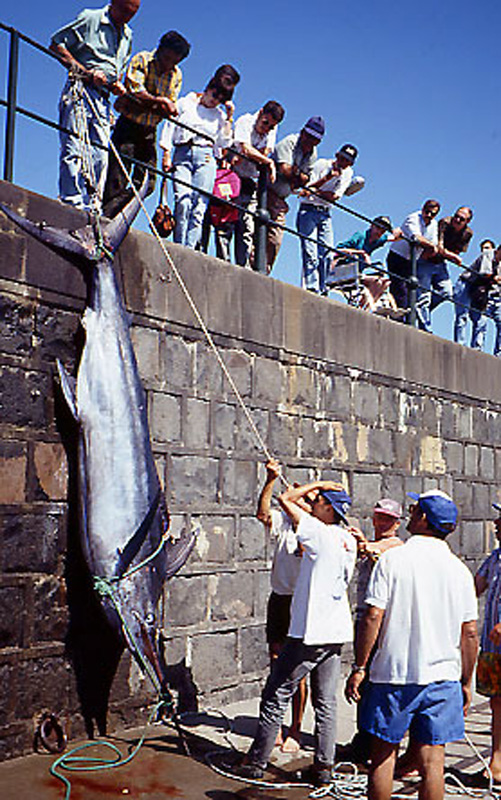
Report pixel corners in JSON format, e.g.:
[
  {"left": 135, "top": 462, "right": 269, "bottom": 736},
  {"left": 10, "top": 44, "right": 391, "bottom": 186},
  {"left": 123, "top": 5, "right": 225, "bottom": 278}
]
[{"left": 50, "top": 0, "right": 140, "bottom": 211}]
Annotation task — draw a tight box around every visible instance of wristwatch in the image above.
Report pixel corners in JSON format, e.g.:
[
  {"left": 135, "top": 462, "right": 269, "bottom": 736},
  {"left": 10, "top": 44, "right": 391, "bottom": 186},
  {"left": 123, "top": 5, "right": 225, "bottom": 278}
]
[{"left": 350, "top": 663, "right": 366, "bottom": 674}]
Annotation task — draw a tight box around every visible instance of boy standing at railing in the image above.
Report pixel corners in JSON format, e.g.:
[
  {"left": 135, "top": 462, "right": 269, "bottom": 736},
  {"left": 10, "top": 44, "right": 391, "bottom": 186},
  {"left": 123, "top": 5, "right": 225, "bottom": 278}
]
[{"left": 50, "top": 0, "right": 140, "bottom": 212}]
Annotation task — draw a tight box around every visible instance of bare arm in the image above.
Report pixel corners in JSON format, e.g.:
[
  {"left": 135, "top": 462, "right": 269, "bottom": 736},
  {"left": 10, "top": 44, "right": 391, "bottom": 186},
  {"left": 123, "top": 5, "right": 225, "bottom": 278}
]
[
  {"left": 256, "top": 459, "right": 281, "bottom": 527},
  {"left": 278, "top": 479, "right": 344, "bottom": 529},
  {"left": 474, "top": 572, "right": 488, "bottom": 596},
  {"left": 460, "top": 619, "right": 479, "bottom": 715},
  {"left": 345, "top": 605, "right": 385, "bottom": 702}
]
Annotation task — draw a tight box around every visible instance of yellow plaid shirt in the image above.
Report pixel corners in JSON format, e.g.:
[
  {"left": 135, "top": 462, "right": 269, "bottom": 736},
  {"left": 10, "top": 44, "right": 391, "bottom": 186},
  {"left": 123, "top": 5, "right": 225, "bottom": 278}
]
[{"left": 118, "top": 50, "right": 182, "bottom": 128}]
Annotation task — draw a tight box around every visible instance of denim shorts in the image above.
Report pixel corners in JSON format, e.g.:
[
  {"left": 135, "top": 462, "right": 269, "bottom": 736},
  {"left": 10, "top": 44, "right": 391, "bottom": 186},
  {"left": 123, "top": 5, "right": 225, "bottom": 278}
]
[{"left": 359, "top": 680, "right": 464, "bottom": 744}]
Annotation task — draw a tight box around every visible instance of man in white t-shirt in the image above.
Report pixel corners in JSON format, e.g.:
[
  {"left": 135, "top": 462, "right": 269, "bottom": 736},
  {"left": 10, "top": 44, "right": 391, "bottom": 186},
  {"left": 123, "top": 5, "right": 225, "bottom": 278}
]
[
  {"left": 233, "top": 101, "right": 285, "bottom": 268},
  {"left": 387, "top": 200, "right": 440, "bottom": 321},
  {"left": 345, "top": 489, "right": 479, "bottom": 800},
  {"left": 236, "top": 479, "right": 358, "bottom": 789}
]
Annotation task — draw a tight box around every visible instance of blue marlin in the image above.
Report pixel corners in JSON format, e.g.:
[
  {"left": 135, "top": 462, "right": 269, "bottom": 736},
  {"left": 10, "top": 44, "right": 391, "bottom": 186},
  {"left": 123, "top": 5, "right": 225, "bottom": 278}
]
[{"left": 0, "top": 188, "right": 196, "bottom": 701}]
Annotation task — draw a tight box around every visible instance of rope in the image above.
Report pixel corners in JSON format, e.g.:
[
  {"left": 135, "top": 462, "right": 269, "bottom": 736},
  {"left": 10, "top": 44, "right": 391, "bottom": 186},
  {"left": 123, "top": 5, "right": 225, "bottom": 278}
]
[{"left": 80, "top": 84, "right": 287, "bottom": 486}]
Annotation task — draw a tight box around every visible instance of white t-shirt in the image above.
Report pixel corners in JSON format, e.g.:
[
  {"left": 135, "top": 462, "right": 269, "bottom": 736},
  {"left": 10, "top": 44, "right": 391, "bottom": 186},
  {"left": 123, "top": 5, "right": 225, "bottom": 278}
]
[
  {"left": 270, "top": 508, "right": 302, "bottom": 595},
  {"left": 289, "top": 513, "right": 356, "bottom": 645},
  {"left": 390, "top": 209, "right": 438, "bottom": 261},
  {"left": 366, "top": 535, "right": 478, "bottom": 684},
  {"left": 159, "top": 91, "right": 232, "bottom": 154},
  {"left": 303, "top": 158, "right": 354, "bottom": 209},
  {"left": 233, "top": 110, "right": 277, "bottom": 181}
]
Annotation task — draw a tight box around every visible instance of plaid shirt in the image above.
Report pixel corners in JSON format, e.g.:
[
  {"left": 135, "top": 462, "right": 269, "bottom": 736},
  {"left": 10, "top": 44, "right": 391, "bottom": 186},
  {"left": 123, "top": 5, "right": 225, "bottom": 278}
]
[{"left": 118, "top": 50, "right": 182, "bottom": 128}]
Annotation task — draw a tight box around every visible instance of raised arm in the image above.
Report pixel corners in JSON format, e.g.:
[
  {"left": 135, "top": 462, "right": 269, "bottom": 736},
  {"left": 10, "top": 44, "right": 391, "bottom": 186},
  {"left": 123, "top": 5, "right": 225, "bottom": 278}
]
[
  {"left": 256, "top": 459, "right": 281, "bottom": 527},
  {"left": 278, "top": 479, "right": 344, "bottom": 528}
]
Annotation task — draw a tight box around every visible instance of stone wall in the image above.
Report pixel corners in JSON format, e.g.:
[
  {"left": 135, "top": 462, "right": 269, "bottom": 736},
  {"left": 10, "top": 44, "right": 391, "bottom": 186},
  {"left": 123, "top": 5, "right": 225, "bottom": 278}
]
[{"left": 0, "top": 180, "right": 500, "bottom": 759}]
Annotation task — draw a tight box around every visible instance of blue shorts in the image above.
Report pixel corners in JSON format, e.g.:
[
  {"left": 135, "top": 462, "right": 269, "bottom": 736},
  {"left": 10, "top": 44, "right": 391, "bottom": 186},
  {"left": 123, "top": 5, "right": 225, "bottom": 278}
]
[{"left": 359, "top": 681, "right": 465, "bottom": 745}]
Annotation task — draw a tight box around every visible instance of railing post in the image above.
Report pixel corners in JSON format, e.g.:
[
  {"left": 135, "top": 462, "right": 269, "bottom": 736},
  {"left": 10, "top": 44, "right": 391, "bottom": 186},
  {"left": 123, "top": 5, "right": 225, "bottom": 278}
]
[
  {"left": 409, "top": 239, "right": 418, "bottom": 327},
  {"left": 4, "top": 28, "right": 20, "bottom": 182},
  {"left": 253, "top": 164, "right": 269, "bottom": 274}
]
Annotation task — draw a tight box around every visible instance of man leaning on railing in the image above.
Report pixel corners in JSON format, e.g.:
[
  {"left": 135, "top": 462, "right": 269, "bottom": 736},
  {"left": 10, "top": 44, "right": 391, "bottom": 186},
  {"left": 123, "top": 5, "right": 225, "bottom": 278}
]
[{"left": 49, "top": 0, "right": 140, "bottom": 212}]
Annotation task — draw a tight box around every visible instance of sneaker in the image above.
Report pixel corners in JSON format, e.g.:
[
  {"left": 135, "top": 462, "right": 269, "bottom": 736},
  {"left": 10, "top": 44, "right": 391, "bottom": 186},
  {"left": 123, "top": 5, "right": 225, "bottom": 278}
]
[
  {"left": 299, "top": 763, "right": 333, "bottom": 788},
  {"left": 228, "top": 760, "right": 264, "bottom": 781}
]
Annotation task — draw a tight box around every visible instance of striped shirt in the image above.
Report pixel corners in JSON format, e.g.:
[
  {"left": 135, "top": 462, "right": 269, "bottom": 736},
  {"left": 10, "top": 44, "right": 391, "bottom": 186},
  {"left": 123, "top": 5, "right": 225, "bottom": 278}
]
[
  {"left": 118, "top": 50, "right": 182, "bottom": 128},
  {"left": 478, "top": 548, "right": 501, "bottom": 654}
]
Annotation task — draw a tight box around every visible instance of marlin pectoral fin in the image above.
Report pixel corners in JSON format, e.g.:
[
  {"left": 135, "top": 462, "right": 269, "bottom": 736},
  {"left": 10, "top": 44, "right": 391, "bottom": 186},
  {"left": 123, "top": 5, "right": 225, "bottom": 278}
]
[
  {"left": 56, "top": 359, "right": 79, "bottom": 421},
  {"left": 0, "top": 202, "right": 91, "bottom": 264},
  {"left": 164, "top": 527, "right": 198, "bottom": 581},
  {"left": 115, "top": 489, "right": 162, "bottom": 578},
  {"left": 104, "top": 173, "right": 149, "bottom": 254}
]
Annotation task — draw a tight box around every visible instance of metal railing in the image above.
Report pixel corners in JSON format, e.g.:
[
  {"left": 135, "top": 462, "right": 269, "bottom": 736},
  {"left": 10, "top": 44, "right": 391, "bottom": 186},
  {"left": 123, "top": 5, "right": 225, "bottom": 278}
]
[{"left": 0, "top": 21, "right": 497, "bottom": 341}]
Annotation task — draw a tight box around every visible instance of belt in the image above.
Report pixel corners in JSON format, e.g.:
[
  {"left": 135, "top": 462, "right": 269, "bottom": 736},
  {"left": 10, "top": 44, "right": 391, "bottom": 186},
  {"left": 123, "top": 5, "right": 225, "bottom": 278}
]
[{"left": 300, "top": 202, "right": 330, "bottom": 211}]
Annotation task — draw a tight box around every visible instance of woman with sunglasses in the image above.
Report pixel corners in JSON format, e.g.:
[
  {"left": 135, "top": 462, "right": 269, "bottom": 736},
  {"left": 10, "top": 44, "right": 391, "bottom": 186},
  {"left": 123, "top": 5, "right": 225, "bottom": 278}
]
[{"left": 159, "top": 73, "right": 235, "bottom": 248}]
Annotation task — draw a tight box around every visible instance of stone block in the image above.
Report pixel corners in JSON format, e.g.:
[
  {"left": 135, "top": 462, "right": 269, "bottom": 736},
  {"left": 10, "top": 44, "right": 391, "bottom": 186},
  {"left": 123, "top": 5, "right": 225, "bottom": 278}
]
[
  {"left": 381, "top": 473, "right": 405, "bottom": 503},
  {"left": 0, "top": 665, "right": 15, "bottom": 726},
  {"left": 1, "top": 510, "right": 64, "bottom": 573},
  {"left": 33, "top": 576, "right": 68, "bottom": 642},
  {"left": 352, "top": 473, "right": 382, "bottom": 514},
  {"left": 191, "top": 630, "right": 238, "bottom": 689},
  {"left": 405, "top": 475, "right": 423, "bottom": 497},
  {"left": 253, "top": 358, "right": 285, "bottom": 405},
  {"left": 161, "top": 335, "right": 194, "bottom": 392},
  {"left": 268, "top": 413, "right": 301, "bottom": 458},
  {"left": 473, "top": 407, "right": 490, "bottom": 442},
  {"left": 331, "top": 421, "right": 353, "bottom": 463},
  {"left": 0, "top": 366, "right": 51, "bottom": 429},
  {"left": 488, "top": 411, "right": 501, "bottom": 447},
  {"left": 185, "top": 398, "right": 210, "bottom": 449},
  {"left": 209, "top": 571, "right": 254, "bottom": 622},
  {"left": 421, "top": 397, "right": 441, "bottom": 435},
  {"left": 394, "top": 430, "right": 418, "bottom": 472},
  {"left": 300, "top": 418, "right": 334, "bottom": 460},
  {"left": 130, "top": 325, "right": 161, "bottom": 384},
  {"left": 461, "top": 521, "right": 484, "bottom": 557},
  {"left": 379, "top": 386, "right": 400, "bottom": 429},
  {"left": 164, "top": 575, "right": 208, "bottom": 627},
  {"left": 0, "top": 295, "right": 33, "bottom": 358},
  {"left": 213, "top": 403, "right": 237, "bottom": 451},
  {"left": 457, "top": 405, "right": 472, "bottom": 439},
  {"left": 190, "top": 515, "right": 235, "bottom": 563},
  {"left": 33, "top": 442, "right": 68, "bottom": 501},
  {"left": 221, "top": 459, "right": 257, "bottom": 506},
  {"left": 445, "top": 441, "right": 463, "bottom": 474},
  {"left": 16, "top": 657, "right": 72, "bottom": 720},
  {"left": 35, "top": 306, "right": 80, "bottom": 368},
  {"left": 368, "top": 429, "right": 395, "bottom": 466},
  {"left": 0, "top": 441, "right": 26, "bottom": 504},
  {"left": 241, "top": 625, "right": 268, "bottom": 674},
  {"left": 453, "top": 481, "right": 473, "bottom": 515},
  {"left": 480, "top": 447, "right": 496, "bottom": 481},
  {"left": 0, "top": 585, "right": 25, "bottom": 648},
  {"left": 322, "top": 374, "right": 351, "bottom": 420},
  {"left": 288, "top": 365, "right": 318, "bottom": 408},
  {"left": 222, "top": 350, "right": 252, "bottom": 399},
  {"left": 168, "top": 455, "right": 219, "bottom": 507},
  {"left": 401, "top": 394, "right": 423, "bottom": 429},
  {"left": 464, "top": 444, "right": 479, "bottom": 476},
  {"left": 150, "top": 392, "right": 182, "bottom": 443},
  {"left": 195, "top": 343, "right": 224, "bottom": 397},
  {"left": 237, "top": 407, "right": 269, "bottom": 455},
  {"left": 419, "top": 435, "right": 446, "bottom": 474},
  {"left": 353, "top": 382, "right": 379, "bottom": 423},
  {"left": 441, "top": 402, "right": 456, "bottom": 439},
  {"left": 238, "top": 516, "right": 266, "bottom": 561},
  {"left": 255, "top": 570, "right": 271, "bottom": 620},
  {"left": 472, "top": 483, "right": 490, "bottom": 517}
]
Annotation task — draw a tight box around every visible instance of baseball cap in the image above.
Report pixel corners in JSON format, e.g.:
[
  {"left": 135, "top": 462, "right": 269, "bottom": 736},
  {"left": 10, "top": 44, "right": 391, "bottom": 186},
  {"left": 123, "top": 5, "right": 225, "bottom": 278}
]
[
  {"left": 407, "top": 490, "right": 458, "bottom": 534},
  {"left": 374, "top": 498, "right": 402, "bottom": 519},
  {"left": 337, "top": 143, "right": 358, "bottom": 163},
  {"left": 319, "top": 488, "right": 352, "bottom": 524},
  {"left": 492, "top": 503, "right": 501, "bottom": 515},
  {"left": 372, "top": 215, "right": 392, "bottom": 230},
  {"left": 303, "top": 116, "right": 325, "bottom": 141}
]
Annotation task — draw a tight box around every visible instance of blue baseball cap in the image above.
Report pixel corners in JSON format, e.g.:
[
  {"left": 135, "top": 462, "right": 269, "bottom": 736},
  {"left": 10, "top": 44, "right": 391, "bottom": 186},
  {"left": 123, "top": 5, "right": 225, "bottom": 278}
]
[
  {"left": 493, "top": 503, "right": 501, "bottom": 515},
  {"left": 407, "top": 490, "right": 458, "bottom": 534},
  {"left": 319, "top": 489, "right": 352, "bottom": 524}
]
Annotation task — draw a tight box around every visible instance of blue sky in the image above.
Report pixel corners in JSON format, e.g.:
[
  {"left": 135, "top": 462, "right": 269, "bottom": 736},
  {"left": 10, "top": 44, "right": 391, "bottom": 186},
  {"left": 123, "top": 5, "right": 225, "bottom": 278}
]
[{"left": 1, "top": 0, "right": 500, "bottom": 345}]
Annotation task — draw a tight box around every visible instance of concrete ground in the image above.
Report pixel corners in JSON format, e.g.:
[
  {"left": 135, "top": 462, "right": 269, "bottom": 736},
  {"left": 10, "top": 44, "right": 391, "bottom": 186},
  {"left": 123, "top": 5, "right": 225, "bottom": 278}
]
[{"left": 0, "top": 679, "right": 494, "bottom": 800}]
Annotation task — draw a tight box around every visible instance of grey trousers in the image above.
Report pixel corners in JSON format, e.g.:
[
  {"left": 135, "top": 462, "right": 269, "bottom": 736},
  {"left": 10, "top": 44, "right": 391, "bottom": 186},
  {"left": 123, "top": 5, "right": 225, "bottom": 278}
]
[{"left": 248, "top": 637, "right": 342, "bottom": 769}]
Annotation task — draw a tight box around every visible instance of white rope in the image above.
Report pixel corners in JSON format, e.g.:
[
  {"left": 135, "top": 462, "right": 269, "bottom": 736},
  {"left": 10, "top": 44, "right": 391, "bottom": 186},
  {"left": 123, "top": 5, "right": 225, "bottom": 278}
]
[{"left": 80, "top": 84, "right": 287, "bottom": 484}]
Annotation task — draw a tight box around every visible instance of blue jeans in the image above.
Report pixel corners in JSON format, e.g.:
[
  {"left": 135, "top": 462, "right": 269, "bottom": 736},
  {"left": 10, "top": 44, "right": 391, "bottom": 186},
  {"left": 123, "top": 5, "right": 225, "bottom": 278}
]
[
  {"left": 172, "top": 144, "right": 217, "bottom": 248},
  {"left": 58, "top": 80, "right": 111, "bottom": 211},
  {"left": 296, "top": 204, "right": 334, "bottom": 294},
  {"left": 471, "top": 296, "right": 501, "bottom": 356},
  {"left": 453, "top": 277, "right": 472, "bottom": 345},
  {"left": 248, "top": 638, "right": 342, "bottom": 769},
  {"left": 416, "top": 260, "right": 453, "bottom": 331}
]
